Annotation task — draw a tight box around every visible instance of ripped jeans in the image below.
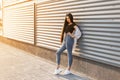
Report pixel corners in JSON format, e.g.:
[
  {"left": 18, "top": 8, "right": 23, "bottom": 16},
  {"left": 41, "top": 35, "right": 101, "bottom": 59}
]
[{"left": 56, "top": 34, "right": 74, "bottom": 67}]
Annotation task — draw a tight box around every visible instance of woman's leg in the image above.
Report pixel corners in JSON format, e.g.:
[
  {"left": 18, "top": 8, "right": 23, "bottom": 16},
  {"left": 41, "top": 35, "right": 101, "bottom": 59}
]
[
  {"left": 54, "top": 43, "right": 66, "bottom": 74},
  {"left": 56, "top": 43, "right": 66, "bottom": 69},
  {"left": 66, "top": 36, "right": 74, "bottom": 71},
  {"left": 66, "top": 46, "right": 73, "bottom": 70}
]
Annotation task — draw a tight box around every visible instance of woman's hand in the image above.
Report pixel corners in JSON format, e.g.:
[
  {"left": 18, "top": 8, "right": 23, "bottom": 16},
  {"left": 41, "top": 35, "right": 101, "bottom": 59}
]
[{"left": 67, "top": 32, "right": 75, "bottom": 38}]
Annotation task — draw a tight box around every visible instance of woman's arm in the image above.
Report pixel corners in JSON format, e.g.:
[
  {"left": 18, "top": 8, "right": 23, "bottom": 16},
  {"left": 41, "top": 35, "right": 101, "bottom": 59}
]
[
  {"left": 74, "top": 25, "right": 82, "bottom": 39},
  {"left": 67, "top": 31, "right": 75, "bottom": 38},
  {"left": 67, "top": 25, "right": 77, "bottom": 38},
  {"left": 63, "top": 32, "right": 66, "bottom": 39}
]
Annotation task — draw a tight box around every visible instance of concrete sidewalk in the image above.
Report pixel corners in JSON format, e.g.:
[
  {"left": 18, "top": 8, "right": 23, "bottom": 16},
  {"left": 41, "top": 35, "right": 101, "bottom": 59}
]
[{"left": 0, "top": 42, "right": 93, "bottom": 80}]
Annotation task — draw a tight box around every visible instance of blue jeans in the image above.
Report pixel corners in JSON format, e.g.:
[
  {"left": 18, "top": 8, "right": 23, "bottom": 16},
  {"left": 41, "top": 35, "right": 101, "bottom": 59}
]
[{"left": 56, "top": 34, "right": 74, "bottom": 67}]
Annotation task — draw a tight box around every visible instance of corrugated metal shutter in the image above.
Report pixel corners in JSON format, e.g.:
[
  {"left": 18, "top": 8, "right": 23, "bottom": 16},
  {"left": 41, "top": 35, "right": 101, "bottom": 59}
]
[
  {"left": 0, "top": 27, "right": 2, "bottom": 35},
  {"left": 3, "top": 1, "right": 34, "bottom": 44},
  {"left": 0, "top": 19, "right": 2, "bottom": 35},
  {"left": 36, "top": 0, "right": 120, "bottom": 67},
  {"left": 3, "top": 0, "right": 32, "bottom": 7},
  {"left": 3, "top": 0, "right": 19, "bottom": 6}
]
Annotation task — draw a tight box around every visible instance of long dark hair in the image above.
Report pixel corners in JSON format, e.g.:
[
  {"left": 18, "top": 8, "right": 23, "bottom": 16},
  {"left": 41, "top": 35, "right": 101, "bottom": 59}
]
[{"left": 60, "top": 13, "right": 75, "bottom": 43}]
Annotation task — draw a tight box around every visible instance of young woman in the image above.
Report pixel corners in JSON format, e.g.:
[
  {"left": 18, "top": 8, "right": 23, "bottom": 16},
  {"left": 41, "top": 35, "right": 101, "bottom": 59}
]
[{"left": 54, "top": 13, "right": 81, "bottom": 75}]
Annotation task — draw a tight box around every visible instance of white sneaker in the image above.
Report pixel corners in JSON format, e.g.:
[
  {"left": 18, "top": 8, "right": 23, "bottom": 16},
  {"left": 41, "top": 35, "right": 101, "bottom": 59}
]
[
  {"left": 53, "top": 68, "right": 62, "bottom": 75},
  {"left": 64, "top": 70, "right": 72, "bottom": 75}
]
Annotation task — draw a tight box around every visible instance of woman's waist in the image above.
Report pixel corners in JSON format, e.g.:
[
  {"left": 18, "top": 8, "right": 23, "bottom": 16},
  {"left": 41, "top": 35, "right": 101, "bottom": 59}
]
[{"left": 64, "top": 34, "right": 74, "bottom": 40}]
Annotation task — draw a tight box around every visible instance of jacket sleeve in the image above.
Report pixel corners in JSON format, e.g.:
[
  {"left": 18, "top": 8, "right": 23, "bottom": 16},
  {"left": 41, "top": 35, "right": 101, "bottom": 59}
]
[
  {"left": 74, "top": 26, "right": 82, "bottom": 39},
  {"left": 73, "top": 26, "right": 82, "bottom": 51}
]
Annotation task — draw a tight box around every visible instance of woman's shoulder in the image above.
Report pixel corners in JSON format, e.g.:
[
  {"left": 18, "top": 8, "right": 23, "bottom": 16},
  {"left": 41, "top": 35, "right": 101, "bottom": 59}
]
[{"left": 74, "top": 24, "right": 78, "bottom": 29}]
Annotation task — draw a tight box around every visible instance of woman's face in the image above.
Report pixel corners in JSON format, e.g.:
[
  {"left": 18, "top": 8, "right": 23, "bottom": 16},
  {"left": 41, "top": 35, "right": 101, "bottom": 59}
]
[{"left": 66, "top": 16, "right": 71, "bottom": 23}]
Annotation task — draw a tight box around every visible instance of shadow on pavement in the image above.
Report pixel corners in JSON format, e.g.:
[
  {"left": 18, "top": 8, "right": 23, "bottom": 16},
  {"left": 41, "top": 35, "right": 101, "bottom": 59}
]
[{"left": 55, "top": 73, "right": 90, "bottom": 80}]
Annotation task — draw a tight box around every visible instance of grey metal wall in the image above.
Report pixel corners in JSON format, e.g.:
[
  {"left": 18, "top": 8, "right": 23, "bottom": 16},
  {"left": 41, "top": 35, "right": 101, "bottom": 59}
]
[{"left": 36, "top": 0, "right": 120, "bottom": 67}]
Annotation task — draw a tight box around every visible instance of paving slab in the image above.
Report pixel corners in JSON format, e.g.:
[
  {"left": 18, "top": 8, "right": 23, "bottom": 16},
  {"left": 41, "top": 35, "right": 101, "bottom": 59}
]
[{"left": 0, "top": 42, "right": 94, "bottom": 80}]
